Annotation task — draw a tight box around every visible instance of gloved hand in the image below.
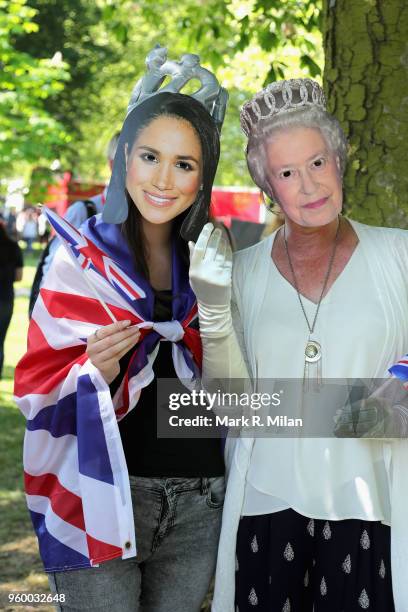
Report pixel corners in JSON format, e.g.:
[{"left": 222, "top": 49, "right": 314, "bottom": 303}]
[
  {"left": 333, "top": 377, "right": 408, "bottom": 439},
  {"left": 189, "top": 222, "right": 233, "bottom": 337}
]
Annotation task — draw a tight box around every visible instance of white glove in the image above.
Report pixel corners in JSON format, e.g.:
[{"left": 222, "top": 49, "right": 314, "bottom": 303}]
[
  {"left": 189, "top": 222, "right": 233, "bottom": 338},
  {"left": 189, "top": 222, "right": 249, "bottom": 400}
]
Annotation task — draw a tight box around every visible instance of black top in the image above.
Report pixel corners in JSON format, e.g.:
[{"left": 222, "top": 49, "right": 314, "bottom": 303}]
[
  {"left": 0, "top": 239, "right": 23, "bottom": 301},
  {"left": 116, "top": 290, "right": 224, "bottom": 478}
]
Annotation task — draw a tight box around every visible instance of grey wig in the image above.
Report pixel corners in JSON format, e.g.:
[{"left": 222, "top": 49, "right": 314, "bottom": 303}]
[{"left": 246, "top": 106, "right": 348, "bottom": 199}]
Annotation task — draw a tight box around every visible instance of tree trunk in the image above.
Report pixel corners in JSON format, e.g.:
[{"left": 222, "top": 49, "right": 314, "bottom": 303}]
[{"left": 322, "top": 0, "right": 408, "bottom": 227}]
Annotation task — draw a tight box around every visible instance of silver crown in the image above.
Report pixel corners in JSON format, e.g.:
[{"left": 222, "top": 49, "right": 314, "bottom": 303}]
[
  {"left": 240, "top": 78, "right": 326, "bottom": 137},
  {"left": 127, "top": 45, "right": 228, "bottom": 130}
]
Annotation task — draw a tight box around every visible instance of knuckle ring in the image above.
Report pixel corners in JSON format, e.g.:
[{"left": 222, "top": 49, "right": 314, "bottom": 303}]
[{"left": 94, "top": 329, "right": 100, "bottom": 341}]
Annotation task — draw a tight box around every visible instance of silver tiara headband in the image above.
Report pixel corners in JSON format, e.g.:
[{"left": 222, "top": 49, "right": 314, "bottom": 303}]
[
  {"left": 127, "top": 45, "right": 228, "bottom": 130},
  {"left": 240, "top": 78, "right": 326, "bottom": 137}
]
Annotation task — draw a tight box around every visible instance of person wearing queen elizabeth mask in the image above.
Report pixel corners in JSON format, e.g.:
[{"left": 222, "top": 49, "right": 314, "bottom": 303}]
[
  {"left": 189, "top": 79, "right": 408, "bottom": 611},
  {"left": 14, "top": 47, "right": 229, "bottom": 611}
]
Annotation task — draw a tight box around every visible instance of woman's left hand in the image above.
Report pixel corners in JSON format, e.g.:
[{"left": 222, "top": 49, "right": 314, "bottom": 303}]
[
  {"left": 333, "top": 378, "right": 408, "bottom": 438},
  {"left": 334, "top": 398, "right": 387, "bottom": 437},
  {"left": 188, "top": 223, "right": 234, "bottom": 338},
  {"left": 188, "top": 222, "right": 233, "bottom": 308}
]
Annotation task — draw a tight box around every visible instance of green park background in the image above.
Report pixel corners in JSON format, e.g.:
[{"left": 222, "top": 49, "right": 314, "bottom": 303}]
[{"left": 1, "top": 0, "right": 408, "bottom": 609}]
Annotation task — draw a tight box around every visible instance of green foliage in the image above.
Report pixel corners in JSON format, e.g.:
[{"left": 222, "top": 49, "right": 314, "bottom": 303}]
[
  {"left": 0, "top": 0, "right": 69, "bottom": 172},
  {"left": 5, "top": 0, "right": 323, "bottom": 186},
  {"left": 116, "top": 0, "right": 322, "bottom": 83},
  {"left": 82, "top": 0, "right": 323, "bottom": 185},
  {"left": 13, "top": 0, "right": 121, "bottom": 171},
  {"left": 27, "top": 165, "right": 58, "bottom": 204}
]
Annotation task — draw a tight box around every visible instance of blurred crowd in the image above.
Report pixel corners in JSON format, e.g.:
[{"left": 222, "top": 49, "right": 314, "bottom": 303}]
[{"left": 0, "top": 206, "right": 50, "bottom": 251}]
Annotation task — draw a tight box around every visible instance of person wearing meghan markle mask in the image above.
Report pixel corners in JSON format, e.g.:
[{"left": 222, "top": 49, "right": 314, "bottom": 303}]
[{"left": 14, "top": 48, "right": 229, "bottom": 612}]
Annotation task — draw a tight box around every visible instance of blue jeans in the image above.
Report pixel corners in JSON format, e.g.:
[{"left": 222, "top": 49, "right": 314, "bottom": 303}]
[
  {"left": 24, "top": 237, "right": 34, "bottom": 252},
  {"left": 48, "top": 476, "right": 225, "bottom": 611}
]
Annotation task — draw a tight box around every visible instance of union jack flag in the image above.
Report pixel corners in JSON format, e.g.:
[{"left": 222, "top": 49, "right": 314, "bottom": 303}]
[
  {"left": 44, "top": 207, "right": 146, "bottom": 303},
  {"left": 14, "top": 214, "right": 201, "bottom": 572}
]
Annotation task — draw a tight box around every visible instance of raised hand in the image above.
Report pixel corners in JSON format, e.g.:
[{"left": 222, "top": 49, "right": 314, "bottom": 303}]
[
  {"left": 189, "top": 223, "right": 249, "bottom": 384},
  {"left": 188, "top": 222, "right": 233, "bottom": 308}
]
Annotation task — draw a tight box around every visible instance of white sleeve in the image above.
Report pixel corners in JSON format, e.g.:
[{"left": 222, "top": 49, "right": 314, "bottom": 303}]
[
  {"left": 201, "top": 281, "right": 250, "bottom": 386},
  {"left": 397, "top": 230, "right": 408, "bottom": 290},
  {"left": 64, "top": 200, "right": 89, "bottom": 227}
]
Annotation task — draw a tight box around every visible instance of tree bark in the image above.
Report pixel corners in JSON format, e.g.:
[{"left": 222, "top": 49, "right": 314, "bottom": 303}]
[{"left": 322, "top": 0, "right": 408, "bottom": 227}]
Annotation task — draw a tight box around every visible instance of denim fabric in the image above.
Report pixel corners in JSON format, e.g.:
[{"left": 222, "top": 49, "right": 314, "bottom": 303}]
[{"left": 48, "top": 476, "right": 225, "bottom": 611}]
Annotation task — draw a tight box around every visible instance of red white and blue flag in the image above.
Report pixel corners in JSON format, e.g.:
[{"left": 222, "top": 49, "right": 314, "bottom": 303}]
[
  {"left": 390, "top": 355, "right": 408, "bottom": 389},
  {"left": 14, "top": 212, "right": 201, "bottom": 572},
  {"left": 44, "top": 207, "right": 146, "bottom": 304}
]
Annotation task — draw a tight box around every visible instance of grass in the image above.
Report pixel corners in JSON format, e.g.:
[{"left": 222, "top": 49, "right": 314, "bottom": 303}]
[{"left": 0, "top": 246, "right": 53, "bottom": 612}]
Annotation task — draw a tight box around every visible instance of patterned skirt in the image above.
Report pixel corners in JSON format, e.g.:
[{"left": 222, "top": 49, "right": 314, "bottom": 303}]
[{"left": 235, "top": 509, "right": 394, "bottom": 612}]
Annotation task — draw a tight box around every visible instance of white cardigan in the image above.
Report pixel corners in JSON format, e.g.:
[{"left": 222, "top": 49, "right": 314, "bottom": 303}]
[{"left": 212, "top": 220, "right": 408, "bottom": 612}]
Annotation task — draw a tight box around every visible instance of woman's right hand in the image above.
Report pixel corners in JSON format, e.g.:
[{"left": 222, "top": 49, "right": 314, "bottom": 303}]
[{"left": 87, "top": 319, "right": 141, "bottom": 384}]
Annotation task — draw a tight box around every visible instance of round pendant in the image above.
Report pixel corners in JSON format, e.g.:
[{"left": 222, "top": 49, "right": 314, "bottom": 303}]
[{"left": 305, "top": 340, "right": 322, "bottom": 363}]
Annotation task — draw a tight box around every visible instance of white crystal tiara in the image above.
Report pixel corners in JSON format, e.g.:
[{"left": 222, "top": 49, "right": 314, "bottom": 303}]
[
  {"left": 127, "top": 44, "right": 228, "bottom": 130},
  {"left": 240, "top": 78, "right": 326, "bottom": 137}
]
